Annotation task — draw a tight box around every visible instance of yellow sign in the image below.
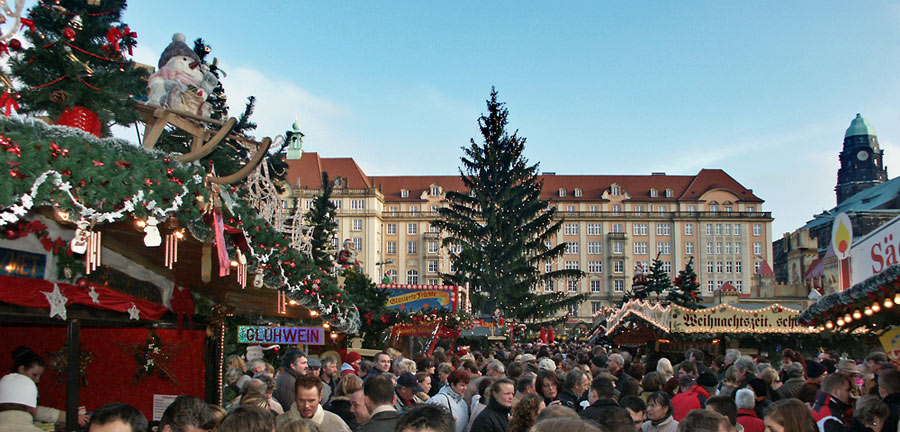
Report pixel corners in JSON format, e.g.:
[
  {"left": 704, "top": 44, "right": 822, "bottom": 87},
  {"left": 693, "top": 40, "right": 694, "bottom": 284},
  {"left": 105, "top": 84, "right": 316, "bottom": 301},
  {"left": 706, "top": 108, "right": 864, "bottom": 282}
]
[
  {"left": 669, "top": 303, "right": 810, "bottom": 334},
  {"left": 879, "top": 327, "right": 900, "bottom": 362},
  {"left": 386, "top": 290, "right": 450, "bottom": 308}
]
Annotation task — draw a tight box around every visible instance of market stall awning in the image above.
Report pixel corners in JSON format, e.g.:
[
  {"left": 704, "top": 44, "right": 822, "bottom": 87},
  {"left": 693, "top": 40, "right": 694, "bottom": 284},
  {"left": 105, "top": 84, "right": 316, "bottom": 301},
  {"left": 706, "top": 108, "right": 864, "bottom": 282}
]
[{"left": 800, "top": 263, "right": 900, "bottom": 331}]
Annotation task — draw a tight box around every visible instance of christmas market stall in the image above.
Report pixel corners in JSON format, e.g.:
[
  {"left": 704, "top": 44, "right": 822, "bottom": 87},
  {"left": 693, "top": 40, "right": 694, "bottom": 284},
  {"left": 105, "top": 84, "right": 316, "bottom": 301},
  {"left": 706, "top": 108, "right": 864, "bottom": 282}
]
[{"left": 0, "top": 2, "right": 362, "bottom": 428}]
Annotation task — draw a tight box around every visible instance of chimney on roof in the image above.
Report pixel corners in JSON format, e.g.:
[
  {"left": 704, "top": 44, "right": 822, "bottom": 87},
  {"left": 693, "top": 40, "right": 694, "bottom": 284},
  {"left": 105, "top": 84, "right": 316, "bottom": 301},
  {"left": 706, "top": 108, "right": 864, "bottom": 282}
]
[
  {"left": 651, "top": 172, "right": 666, "bottom": 176},
  {"left": 543, "top": 172, "right": 556, "bottom": 175}
]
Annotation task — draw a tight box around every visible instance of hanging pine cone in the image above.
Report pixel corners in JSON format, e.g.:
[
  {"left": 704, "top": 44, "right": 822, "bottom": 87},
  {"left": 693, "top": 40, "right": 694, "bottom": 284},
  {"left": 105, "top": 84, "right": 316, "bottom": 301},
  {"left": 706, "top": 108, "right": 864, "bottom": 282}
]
[{"left": 49, "top": 90, "right": 69, "bottom": 105}]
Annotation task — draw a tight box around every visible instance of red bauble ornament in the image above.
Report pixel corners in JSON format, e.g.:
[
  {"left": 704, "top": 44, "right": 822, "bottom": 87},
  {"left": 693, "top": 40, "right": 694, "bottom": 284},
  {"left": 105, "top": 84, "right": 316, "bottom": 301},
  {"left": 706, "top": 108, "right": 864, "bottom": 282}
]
[
  {"left": 76, "top": 277, "right": 89, "bottom": 289},
  {"left": 2, "top": 228, "right": 19, "bottom": 240},
  {"left": 8, "top": 39, "right": 21, "bottom": 51},
  {"left": 63, "top": 27, "right": 76, "bottom": 41},
  {"left": 57, "top": 106, "right": 101, "bottom": 137}
]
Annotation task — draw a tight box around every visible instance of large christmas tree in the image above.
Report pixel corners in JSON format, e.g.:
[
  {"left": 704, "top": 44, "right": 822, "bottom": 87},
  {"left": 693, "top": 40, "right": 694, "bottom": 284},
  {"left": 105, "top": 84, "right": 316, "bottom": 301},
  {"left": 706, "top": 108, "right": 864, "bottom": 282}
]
[
  {"left": 7, "top": 0, "right": 147, "bottom": 136},
  {"left": 433, "top": 88, "right": 584, "bottom": 328},
  {"left": 303, "top": 172, "right": 338, "bottom": 269},
  {"left": 668, "top": 257, "right": 703, "bottom": 309}
]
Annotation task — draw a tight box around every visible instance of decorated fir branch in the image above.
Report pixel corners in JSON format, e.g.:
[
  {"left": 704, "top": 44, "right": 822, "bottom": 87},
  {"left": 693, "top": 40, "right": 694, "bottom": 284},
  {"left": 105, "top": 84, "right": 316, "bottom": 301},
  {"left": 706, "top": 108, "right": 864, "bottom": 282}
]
[{"left": 0, "top": 116, "right": 361, "bottom": 333}]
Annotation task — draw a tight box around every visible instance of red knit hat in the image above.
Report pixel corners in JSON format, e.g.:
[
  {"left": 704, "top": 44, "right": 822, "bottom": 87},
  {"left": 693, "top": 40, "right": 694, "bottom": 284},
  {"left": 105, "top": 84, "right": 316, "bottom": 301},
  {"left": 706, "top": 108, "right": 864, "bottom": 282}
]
[{"left": 343, "top": 351, "right": 362, "bottom": 364}]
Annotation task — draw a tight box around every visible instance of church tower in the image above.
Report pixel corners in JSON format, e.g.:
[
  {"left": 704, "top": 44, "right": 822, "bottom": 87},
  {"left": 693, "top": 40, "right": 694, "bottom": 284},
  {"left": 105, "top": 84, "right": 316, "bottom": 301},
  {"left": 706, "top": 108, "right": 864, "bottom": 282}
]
[
  {"left": 285, "top": 120, "right": 305, "bottom": 160},
  {"left": 836, "top": 114, "right": 887, "bottom": 204}
]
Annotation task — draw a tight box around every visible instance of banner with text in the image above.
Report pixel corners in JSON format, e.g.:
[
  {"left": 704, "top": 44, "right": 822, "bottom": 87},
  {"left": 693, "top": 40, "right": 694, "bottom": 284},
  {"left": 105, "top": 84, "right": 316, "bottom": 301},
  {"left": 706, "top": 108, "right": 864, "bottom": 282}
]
[
  {"left": 237, "top": 325, "right": 324, "bottom": 345},
  {"left": 386, "top": 289, "right": 453, "bottom": 311},
  {"left": 669, "top": 304, "right": 809, "bottom": 334}
]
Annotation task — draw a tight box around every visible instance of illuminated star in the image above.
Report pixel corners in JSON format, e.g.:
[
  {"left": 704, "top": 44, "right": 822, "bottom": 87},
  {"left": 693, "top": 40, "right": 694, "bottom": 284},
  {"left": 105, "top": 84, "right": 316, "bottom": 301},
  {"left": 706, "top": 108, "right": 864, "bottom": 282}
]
[
  {"left": 127, "top": 303, "right": 141, "bottom": 320},
  {"left": 88, "top": 286, "right": 100, "bottom": 303},
  {"left": 43, "top": 284, "right": 68, "bottom": 320}
]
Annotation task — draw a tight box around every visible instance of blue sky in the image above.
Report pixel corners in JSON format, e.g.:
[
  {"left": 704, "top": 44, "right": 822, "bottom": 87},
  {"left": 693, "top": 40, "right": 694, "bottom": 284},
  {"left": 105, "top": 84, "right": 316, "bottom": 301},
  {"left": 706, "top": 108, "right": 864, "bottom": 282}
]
[{"left": 119, "top": 1, "right": 900, "bottom": 237}]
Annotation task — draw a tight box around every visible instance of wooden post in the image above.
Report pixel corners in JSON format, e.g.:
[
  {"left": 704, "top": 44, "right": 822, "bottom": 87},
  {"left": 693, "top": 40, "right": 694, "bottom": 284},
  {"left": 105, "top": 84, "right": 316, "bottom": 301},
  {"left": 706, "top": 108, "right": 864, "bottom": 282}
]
[{"left": 65, "top": 318, "right": 80, "bottom": 432}]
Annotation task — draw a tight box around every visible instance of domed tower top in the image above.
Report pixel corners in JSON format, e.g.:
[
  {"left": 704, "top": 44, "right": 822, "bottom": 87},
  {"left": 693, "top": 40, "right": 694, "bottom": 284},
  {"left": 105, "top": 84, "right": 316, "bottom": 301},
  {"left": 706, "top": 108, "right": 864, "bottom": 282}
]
[
  {"left": 845, "top": 113, "right": 877, "bottom": 138},
  {"left": 836, "top": 113, "right": 887, "bottom": 204},
  {"left": 285, "top": 118, "right": 305, "bottom": 160}
]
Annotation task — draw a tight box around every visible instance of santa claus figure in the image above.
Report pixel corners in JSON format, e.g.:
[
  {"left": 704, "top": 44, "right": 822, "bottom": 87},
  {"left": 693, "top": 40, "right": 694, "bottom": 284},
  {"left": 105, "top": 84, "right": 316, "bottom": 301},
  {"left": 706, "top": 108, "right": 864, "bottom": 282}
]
[{"left": 337, "top": 238, "right": 359, "bottom": 268}]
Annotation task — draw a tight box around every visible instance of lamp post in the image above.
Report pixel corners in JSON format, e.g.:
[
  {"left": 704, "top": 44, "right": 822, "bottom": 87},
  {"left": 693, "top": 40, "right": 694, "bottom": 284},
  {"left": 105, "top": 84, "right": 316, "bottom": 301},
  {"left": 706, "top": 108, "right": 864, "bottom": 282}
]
[{"left": 376, "top": 259, "right": 394, "bottom": 284}]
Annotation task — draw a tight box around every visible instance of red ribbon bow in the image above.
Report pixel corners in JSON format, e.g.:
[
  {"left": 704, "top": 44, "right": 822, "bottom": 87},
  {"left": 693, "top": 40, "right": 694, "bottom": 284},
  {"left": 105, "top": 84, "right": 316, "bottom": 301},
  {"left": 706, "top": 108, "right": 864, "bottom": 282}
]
[
  {"left": 105, "top": 27, "right": 122, "bottom": 52},
  {"left": 19, "top": 18, "right": 35, "bottom": 33},
  {"left": 0, "top": 43, "right": 8, "bottom": 56},
  {"left": 122, "top": 27, "right": 136, "bottom": 55},
  {"left": 0, "top": 92, "right": 19, "bottom": 116}
]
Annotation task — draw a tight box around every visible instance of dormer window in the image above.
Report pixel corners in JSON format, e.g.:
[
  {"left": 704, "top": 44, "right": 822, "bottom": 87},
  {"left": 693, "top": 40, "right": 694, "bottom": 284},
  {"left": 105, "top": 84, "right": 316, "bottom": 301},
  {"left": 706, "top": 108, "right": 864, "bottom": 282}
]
[
  {"left": 665, "top": 189, "right": 673, "bottom": 197},
  {"left": 650, "top": 188, "right": 658, "bottom": 198},
  {"left": 401, "top": 189, "right": 409, "bottom": 198},
  {"left": 430, "top": 185, "right": 441, "bottom": 196},
  {"left": 558, "top": 188, "right": 566, "bottom": 197},
  {"left": 334, "top": 177, "right": 343, "bottom": 188},
  {"left": 611, "top": 184, "right": 621, "bottom": 196},
  {"left": 574, "top": 188, "right": 582, "bottom": 197}
]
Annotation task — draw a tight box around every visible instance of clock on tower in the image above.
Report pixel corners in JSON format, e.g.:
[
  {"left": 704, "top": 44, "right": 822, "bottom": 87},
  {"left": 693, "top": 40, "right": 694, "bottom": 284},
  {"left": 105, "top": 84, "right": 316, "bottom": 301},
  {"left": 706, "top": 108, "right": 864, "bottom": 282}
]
[{"left": 835, "top": 114, "right": 887, "bottom": 205}]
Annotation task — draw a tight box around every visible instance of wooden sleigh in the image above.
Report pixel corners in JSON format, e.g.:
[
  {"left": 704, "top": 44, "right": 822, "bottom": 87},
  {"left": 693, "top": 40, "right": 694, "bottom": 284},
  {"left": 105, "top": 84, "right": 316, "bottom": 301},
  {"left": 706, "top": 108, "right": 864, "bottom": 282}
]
[{"left": 133, "top": 100, "right": 271, "bottom": 185}]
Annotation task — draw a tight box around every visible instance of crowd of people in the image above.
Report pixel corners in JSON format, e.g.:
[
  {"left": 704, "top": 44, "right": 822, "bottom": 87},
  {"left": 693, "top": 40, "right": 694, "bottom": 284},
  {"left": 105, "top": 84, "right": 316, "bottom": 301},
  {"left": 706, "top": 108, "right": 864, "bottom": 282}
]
[{"left": 2, "top": 342, "right": 899, "bottom": 432}]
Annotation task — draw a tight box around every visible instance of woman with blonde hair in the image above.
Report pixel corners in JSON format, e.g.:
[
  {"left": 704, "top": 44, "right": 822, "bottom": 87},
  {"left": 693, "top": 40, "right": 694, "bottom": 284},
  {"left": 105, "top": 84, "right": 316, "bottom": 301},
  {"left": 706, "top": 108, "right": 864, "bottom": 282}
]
[
  {"left": 324, "top": 374, "right": 362, "bottom": 430},
  {"left": 762, "top": 398, "right": 817, "bottom": 432},
  {"left": 509, "top": 394, "right": 544, "bottom": 432},
  {"left": 656, "top": 358, "right": 674, "bottom": 382}
]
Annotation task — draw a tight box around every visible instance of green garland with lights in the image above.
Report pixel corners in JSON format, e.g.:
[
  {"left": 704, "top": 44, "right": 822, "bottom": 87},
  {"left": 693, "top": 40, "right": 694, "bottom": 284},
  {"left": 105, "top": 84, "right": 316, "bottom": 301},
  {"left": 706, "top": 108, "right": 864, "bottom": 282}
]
[
  {"left": 800, "top": 263, "right": 900, "bottom": 331},
  {"left": 0, "top": 116, "right": 360, "bottom": 333}
]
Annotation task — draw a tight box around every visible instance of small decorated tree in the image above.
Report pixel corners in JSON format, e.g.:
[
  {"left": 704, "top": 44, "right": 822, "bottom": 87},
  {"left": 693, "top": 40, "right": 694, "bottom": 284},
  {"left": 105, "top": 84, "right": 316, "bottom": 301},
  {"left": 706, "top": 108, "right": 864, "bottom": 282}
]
[
  {"left": 668, "top": 257, "right": 703, "bottom": 309},
  {"left": 646, "top": 254, "right": 673, "bottom": 300},
  {"left": 304, "top": 172, "right": 338, "bottom": 269},
  {"left": 7, "top": 0, "right": 147, "bottom": 136}
]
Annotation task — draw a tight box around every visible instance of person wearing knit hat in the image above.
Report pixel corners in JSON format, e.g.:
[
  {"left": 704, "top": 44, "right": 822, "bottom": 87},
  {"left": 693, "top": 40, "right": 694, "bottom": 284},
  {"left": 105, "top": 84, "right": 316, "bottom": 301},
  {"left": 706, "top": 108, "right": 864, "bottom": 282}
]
[
  {"left": 805, "top": 360, "right": 827, "bottom": 385},
  {"left": 0, "top": 373, "right": 43, "bottom": 432}
]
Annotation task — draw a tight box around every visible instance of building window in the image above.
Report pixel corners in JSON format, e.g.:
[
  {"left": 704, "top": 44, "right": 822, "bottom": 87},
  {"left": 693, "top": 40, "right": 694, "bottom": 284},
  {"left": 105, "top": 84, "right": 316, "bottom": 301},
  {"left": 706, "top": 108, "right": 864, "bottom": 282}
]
[
  {"left": 587, "top": 223, "right": 602, "bottom": 235},
  {"left": 612, "top": 204, "right": 622, "bottom": 214},
  {"left": 589, "top": 205, "right": 599, "bottom": 212},
  {"left": 736, "top": 280, "right": 743, "bottom": 291},
  {"left": 724, "top": 224, "right": 731, "bottom": 235},
  {"left": 633, "top": 223, "right": 648, "bottom": 236},
  {"left": 634, "top": 242, "right": 648, "bottom": 255},
  {"left": 350, "top": 199, "right": 365, "bottom": 210},
  {"left": 565, "top": 242, "right": 579, "bottom": 254},
  {"left": 407, "top": 270, "right": 419, "bottom": 284},
  {"left": 666, "top": 189, "right": 673, "bottom": 197},
  {"left": 574, "top": 188, "right": 582, "bottom": 197},
  {"left": 545, "top": 261, "right": 553, "bottom": 273},
  {"left": 685, "top": 223, "right": 694, "bottom": 236},
  {"left": 657, "top": 205, "right": 667, "bottom": 216},
  {"left": 591, "top": 281, "right": 602, "bottom": 293},
  {"left": 726, "top": 261, "right": 733, "bottom": 273},
  {"left": 588, "top": 242, "right": 602, "bottom": 254},
  {"left": 353, "top": 238, "right": 362, "bottom": 250},
  {"left": 656, "top": 223, "right": 671, "bottom": 236},
  {"left": 650, "top": 189, "right": 658, "bottom": 198},
  {"left": 706, "top": 224, "right": 713, "bottom": 235},
  {"left": 386, "top": 223, "right": 397, "bottom": 235},
  {"left": 565, "top": 223, "right": 579, "bottom": 235},
  {"left": 386, "top": 241, "right": 397, "bottom": 255},
  {"left": 558, "top": 188, "right": 566, "bottom": 197},
  {"left": 389, "top": 206, "right": 398, "bottom": 212},
  {"left": 657, "top": 242, "right": 671, "bottom": 255},
  {"left": 716, "top": 262, "right": 723, "bottom": 273},
  {"left": 407, "top": 223, "right": 418, "bottom": 235},
  {"left": 686, "top": 242, "right": 694, "bottom": 255},
  {"left": 407, "top": 241, "right": 418, "bottom": 255},
  {"left": 716, "top": 242, "right": 722, "bottom": 254},
  {"left": 613, "top": 241, "right": 624, "bottom": 254},
  {"left": 384, "top": 270, "right": 397, "bottom": 284},
  {"left": 707, "top": 280, "right": 715, "bottom": 293},
  {"left": 613, "top": 261, "right": 625, "bottom": 273},
  {"left": 724, "top": 206, "right": 733, "bottom": 213},
  {"left": 428, "top": 241, "right": 439, "bottom": 254},
  {"left": 707, "top": 242, "right": 713, "bottom": 254},
  {"left": 330, "top": 199, "right": 342, "bottom": 210},
  {"left": 753, "top": 224, "right": 762, "bottom": 236},
  {"left": 428, "top": 260, "right": 439, "bottom": 273},
  {"left": 753, "top": 242, "right": 762, "bottom": 255},
  {"left": 566, "top": 205, "right": 576, "bottom": 212},
  {"left": 611, "top": 185, "right": 620, "bottom": 196},
  {"left": 734, "top": 224, "right": 742, "bottom": 235},
  {"left": 567, "top": 279, "right": 578, "bottom": 292},
  {"left": 735, "top": 242, "right": 742, "bottom": 254},
  {"left": 430, "top": 186, "right": 440, "bottom": 196},
  {"left": 400, "top": 189, "right": 409, "bottom": 198},
  {"left": 715, "top": 224, "right": 722, "bottom": 235},
  {"left": 612, "top": 223, "right": 624, "bottom": 233},
  {"left": 635, "top": 205, "right": 644, "bottom": 214},
  {"left": 429, "top": 224, "right": 439, "bottom": 233},
  {"left": 588, "top": 261, "right": 602, "bottom": 273},
  {"left": 662, "top": 261, "right": 672, "bottom": 273},
  {"left": 614, "top": 280, "right": 624, "bottom": 292},
  {"left": 352, "top": 219, "right": 363, "bottom": 231},
  {"left": 304, "top": 200, "right": 312, "bottom": 209},
  {"left": 746, "top": 206, "right": 755, "bottom": 213},
  {"left": 688, "top": 205, "right": 697, "bottom": 213},
  {"left": 725, "top": 242, "right": 732, "bottom": 254},
  {"left": 409, "top": 205, "right": 418, "bottom": 213},
  {"left": 707, "top": 261, "right": 714, "bottom": 273},
  {"left": 544, "top": 281, "right": 554, "bottom": 292},
  {"left": 735, "top": 261, "right": 742, "bottom": 273},
  {"left": 710, "top": 204, "right": 719, "bottom": 212},
  {"left": 565, "top": 260, "right": 580, "bottom": 270}
]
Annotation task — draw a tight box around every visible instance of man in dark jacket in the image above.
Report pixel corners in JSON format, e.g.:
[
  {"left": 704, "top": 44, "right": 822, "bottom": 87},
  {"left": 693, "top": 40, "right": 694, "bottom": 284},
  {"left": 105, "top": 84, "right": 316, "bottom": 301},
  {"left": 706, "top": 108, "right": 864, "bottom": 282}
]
[
  {"left": 608, "top": 353, "right": 640, "bottom": 398},
  {"left": 272, "top": 349, "right": 308, "bottom": 414},
  {"left": 580, "top": 376, "right": 619, "bottom": 423},
  {"left": 776, "top": 363, "right": 805, "bottom": 400},
  {"left": 811, "top": 373, "right": 854, "bottom": 432},
  {"left": 879, "top": 368, "right": 900, "bottom": 432},
  {"left": 558, "top": 369, "right": 590, "bottom": 412},
  {"left": 359, "top": 374, "right": 401, "bottom": 432},
  {"left": 470, "top": 378, "right": 514, "bottom": 432}
]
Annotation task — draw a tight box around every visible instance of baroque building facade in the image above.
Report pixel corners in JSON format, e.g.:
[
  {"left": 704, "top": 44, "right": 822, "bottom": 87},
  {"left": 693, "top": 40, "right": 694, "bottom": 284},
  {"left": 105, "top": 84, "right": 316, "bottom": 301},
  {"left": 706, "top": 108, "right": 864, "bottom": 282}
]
[{"left": 284, "top": 152, "right": 773, "bottom": 323}]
